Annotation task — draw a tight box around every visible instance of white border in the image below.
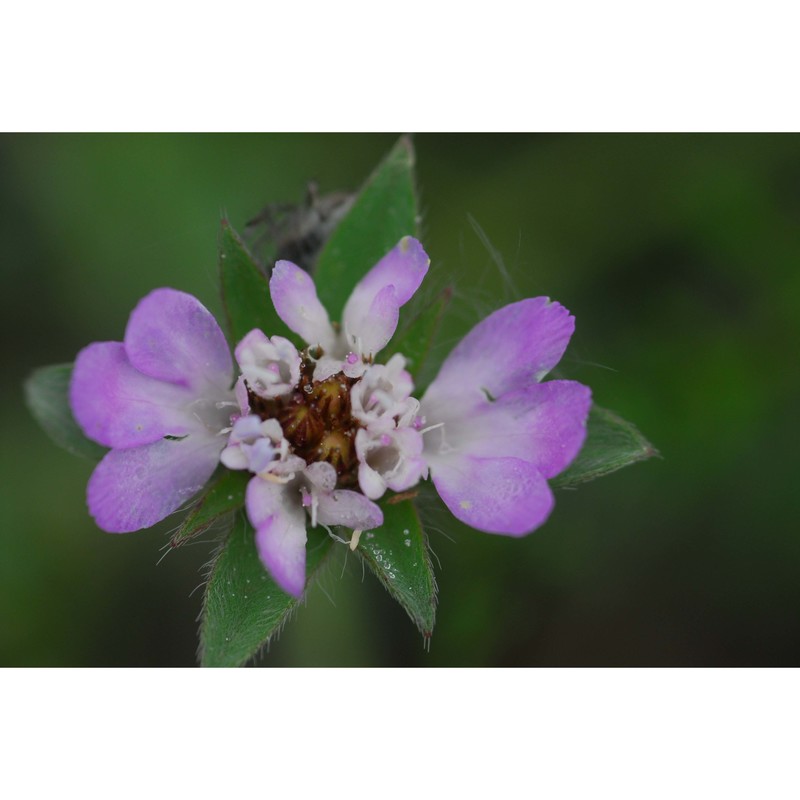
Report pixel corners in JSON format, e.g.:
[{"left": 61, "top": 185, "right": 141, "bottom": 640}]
[
  {"left": 1, "top": 669, "right": 797, "bottom": 798},
  {"left": 2, "top": 2, "right": 798, "bottom": 131}
]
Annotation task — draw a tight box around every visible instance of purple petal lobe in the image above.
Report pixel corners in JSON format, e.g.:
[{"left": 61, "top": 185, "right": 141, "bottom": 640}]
[
  {"left": 315, "top": 489, "right": 384, "bottom": 530},
  {"left": 71, "top": 341, "right": 197, "bottom": 448},
  {"left": 342, "top": 237, "right": 429, "bottom": 353},
  {"left": 247, "top": 477, "right": 308, "bottom": 598},
  {"left": 124, "top": 288, "right": 232, "bottom": 392},
  {"left": 431, "top": 455, "right": 554, "bottom": 536},
  {"left": 422, "top": 298, "right": 575, "bottom": 410},
  {"left": 434, "top": 380, "right": 592, "bottom": 480},
  {"left": 345, "top": 236, "right": 430, "bottom": 312},
  {"left": 347, "top": 284, "right": 400, "bottom": 358},
  {"left": 87, "top": 434, "right": 222, "bottom": 532},
  {"left": 269, "top": 261, "right": 336, "bottom": 351}
]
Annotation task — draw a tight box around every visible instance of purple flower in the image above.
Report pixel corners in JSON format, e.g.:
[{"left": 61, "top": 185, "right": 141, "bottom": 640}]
[
  {"left": 234, "top": 330, "right": 301, "bottom": 400},
  {"left": 247, "top": 460, "right": 384, "bottom": 597},
  {"left": 419, "top": 298, "right": 592, "bottom": 536},
  {"left": 355, "top": 425, "right": 427, "bottom": 500},
  {"left": 220, "top": 411, "right": 383, "bottom": 597},
  {"left": 70, "top": 288, "right": 236, "bottom": 532},
  {"left": 268, "top": 236, "right": 430, "bottom": 379}
]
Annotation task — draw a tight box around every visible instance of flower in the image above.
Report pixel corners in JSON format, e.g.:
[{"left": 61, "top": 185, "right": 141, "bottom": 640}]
[
  {"left": 220, "top": 414, "right": 383, "bottom": 597},
  {"left": 234, "top": 330, "right": 302, "bottom": 400},
  {"left": 268, "top": 235, "right": 430, "bottom": 379},
  {"left": 247, "top": 461, "right": 383, "bottom": 597},
  {"left": 418, "top": 298, "right": 592, "bottom": 536},
  {"left": 70, "top": 288, "right": 236, "bottom": 532},
  {"left": 349, "top": 353, "right": 418, "bottom": 430},
  {"left": 354, "top": 425, "right": 427, "bottom": 500}
]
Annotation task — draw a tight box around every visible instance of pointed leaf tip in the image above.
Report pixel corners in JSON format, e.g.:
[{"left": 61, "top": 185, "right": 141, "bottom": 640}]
[
  {"left": 551, "top": 404, "right": 658, "bottom": 489},
  {"left": 357, "top": 499, "right": 437, "bottom": 638},
  {"left": 25, "top": 363, "right": 107, "bottom": 461},
  {"left": 218, "top": 219, "right": 296, "bottom": 346},
  {"left": 314, "top": 136, "right": 419, "bottom": 319}
]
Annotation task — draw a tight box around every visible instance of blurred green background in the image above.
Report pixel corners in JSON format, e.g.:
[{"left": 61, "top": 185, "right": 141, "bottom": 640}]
[{"left": 2, "top": 133, "right": 798, "bottom": 666}]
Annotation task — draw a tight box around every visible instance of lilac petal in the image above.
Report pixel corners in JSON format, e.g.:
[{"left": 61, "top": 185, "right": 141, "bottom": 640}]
[
  {"left": 124, "top": 288, "right": 232, "bottom": 393},
  {"left": 346, "top": 284, "right": 400, "bottom": 358},
  {"left": 436, "top": 380, "right": 592, "bottom": 480},
  {"left": 315, "top": 489, "right": 384, "bottom": 530},
  {"left": 355, "top": 427, "right": 426, "bottom": 499},
  {"left": 422, "top": 298, "right": 575, "bottom": 410},
  {"left": 247, "top": 477, "right": 308, "bottom": 598},
  {"left": 431, "top": 455, "right": 554, "bottom": 536},
  {"left": 269, "top": 261, "right": 337, "bottom": 351},
  {"left": 71, "top": 341, "right": 197, "bottom": 448},
  {"left": 234, "top": 376, "right": 250, "bottom": 415},
  {"left": 343, "top": 236, "right": 429, "bottom": 325},
  {"left": 87, "top": 433, "right": 222, "bottom": 532},
  {"left": 234, "top": 328, "right": 269, "bottom": 361},
  {"left": 342, "top": 237, "right": 429, "bottom": 355}
]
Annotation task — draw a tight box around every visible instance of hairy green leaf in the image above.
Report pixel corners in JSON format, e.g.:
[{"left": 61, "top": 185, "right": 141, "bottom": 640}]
[
  {"left": 170, "top": 470, "right": 249, "bottom": 548},
  {"left": 552, "top": 405, "right": 658, "bottom": 489},
  {"left": 219, "top": 219, "right": 293, "bottom": 345},
  {"left": 24, "top": 363, "right": 106, "bottom": 461},
  {"left": 357, "top": 499, "right": 437, "bottom": 638},
  {"left": 314, "top": 136, "right": 419, "bottom": 319},
  {"left": 200, "top": 513, "right": 334, "bottom": 667}
]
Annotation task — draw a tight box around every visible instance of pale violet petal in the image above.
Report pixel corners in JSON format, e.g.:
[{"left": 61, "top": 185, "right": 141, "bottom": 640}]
[
  {"left": 430, "top": 454, "right": 554, "bottom": 537},
  {"left": 343, "top": 284, "right": 399, "bottom": 359},
  {"left": 269, "top": 260, "right": 337, "bottom": 351},
  {"left": 87, "top": 434, "right": 222, "bottom": 533},
  {"left": 234, "top": 376, "right": 250, "bottom": 415},
  {"left": 124, "top": 288, "right": 232, "bottom": 393},
  {"left": 247, "top": 477, "right": 308, "bottom": 598},
  {"left": 447, "top": 381, "right": 592, "bottom": 479},
  {"left": 71, "top": 341, "right": 197, "bottom": 449},
  {"left": 342, "top": 236, "right": 430, "bottom": 340},
  {"left": 315, "top": 489, "right": 384, "bottom": 530},
  {"left": 421, "top": 298, "right": 575, "bottom": 415}
]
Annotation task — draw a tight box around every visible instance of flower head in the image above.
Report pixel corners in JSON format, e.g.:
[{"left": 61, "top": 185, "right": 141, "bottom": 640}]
[
  {"left": 205, "top": 237, "right": 433, "bottom": 593},
  {"left": 70, "top": 288, "right": 236, "bottom": 532},
  {"left": 66, "top": 234, "right": 590, "bottom": 600}
]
